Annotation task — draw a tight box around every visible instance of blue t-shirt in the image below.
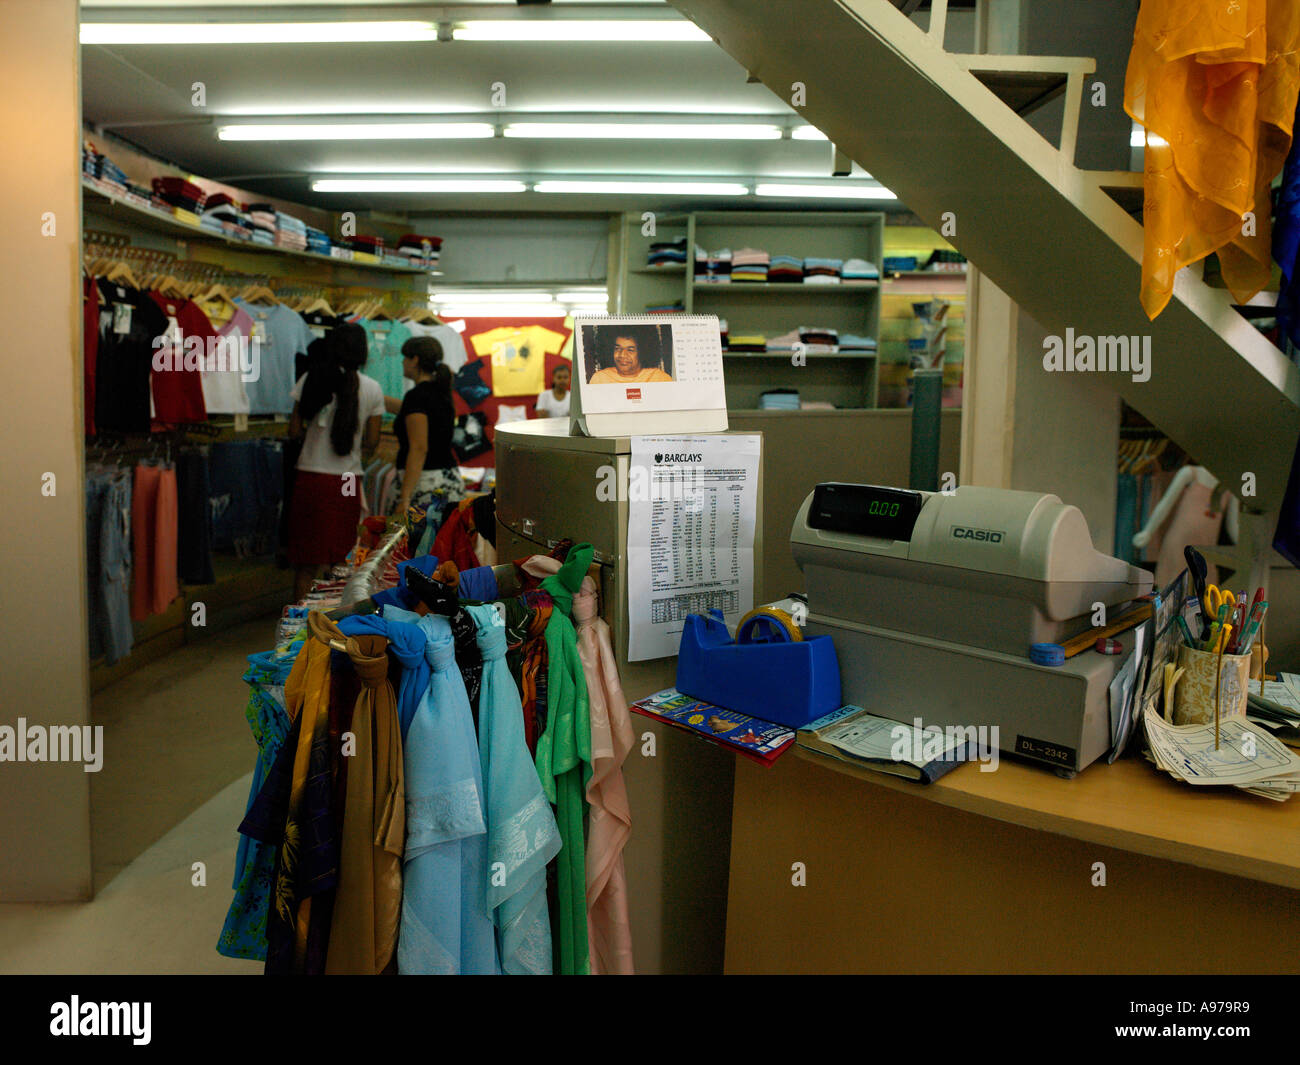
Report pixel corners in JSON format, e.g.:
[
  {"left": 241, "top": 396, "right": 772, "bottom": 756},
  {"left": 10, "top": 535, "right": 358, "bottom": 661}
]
[{"left": 235, "top": 300, "right": 314, "bottom": 414}]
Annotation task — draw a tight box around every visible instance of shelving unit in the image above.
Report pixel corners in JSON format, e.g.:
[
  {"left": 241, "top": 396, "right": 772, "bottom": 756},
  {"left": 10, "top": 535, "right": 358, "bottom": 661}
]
[{"left": 615, "top": 210, "right": 885, "bottom": 409}]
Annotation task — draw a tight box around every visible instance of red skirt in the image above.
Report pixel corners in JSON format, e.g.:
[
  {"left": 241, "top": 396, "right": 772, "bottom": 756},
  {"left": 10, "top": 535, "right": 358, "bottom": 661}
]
[{"left": 288, "top": 470, "right": 362, "bottom": 566}]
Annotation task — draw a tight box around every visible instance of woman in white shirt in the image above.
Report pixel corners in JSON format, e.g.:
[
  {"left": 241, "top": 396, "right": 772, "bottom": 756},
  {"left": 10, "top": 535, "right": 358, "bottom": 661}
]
[
  {"left": 286, "top": 322, "right": 385, "bottom": 600},
  {"left": 534, "top": 362, "right": 571, "bottom": 419}
]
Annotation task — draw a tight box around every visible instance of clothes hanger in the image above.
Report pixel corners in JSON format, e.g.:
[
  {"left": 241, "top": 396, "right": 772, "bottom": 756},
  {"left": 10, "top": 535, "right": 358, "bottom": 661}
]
[
  {"left": 301, "top": 296, "right": 336, "bottom": 316},
  {"left": 405, "top": 305, "right": 441, "bottom": 324},
  {"left": 103, "top": 259, "right": 142, "bottom": 289}
]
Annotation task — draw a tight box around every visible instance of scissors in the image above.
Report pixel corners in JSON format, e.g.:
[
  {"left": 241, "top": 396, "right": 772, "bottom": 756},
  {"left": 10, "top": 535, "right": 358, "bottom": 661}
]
[{"left": 1203, "top": 584, "right": 1235, "bottom": 619}]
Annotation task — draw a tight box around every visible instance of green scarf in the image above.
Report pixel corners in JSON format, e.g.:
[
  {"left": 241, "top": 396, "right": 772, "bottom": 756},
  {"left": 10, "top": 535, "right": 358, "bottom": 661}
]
[{"left": 535, "top": 543, "right": 594, "bottom": 975}]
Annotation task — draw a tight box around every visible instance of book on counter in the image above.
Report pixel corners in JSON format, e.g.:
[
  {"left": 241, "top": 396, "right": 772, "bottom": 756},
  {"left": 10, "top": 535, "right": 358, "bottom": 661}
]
[
  {"left": 629, "top": 688, "right": 796, "bottom": 766},
  {"left": 797, "top": 705, "right": 971, "bottom": 783}
]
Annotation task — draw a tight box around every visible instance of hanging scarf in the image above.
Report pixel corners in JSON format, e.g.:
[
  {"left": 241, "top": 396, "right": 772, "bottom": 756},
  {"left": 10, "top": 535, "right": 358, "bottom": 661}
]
[
  {"left": 323, "top": 630, "right": 406, "bottom": 974},
  {"left": 338, "top": 612, "right": 431, "bottom": 740},
  {"left": 516, "top": 591, "right": 554, "bottom": 753},
  {"left": 217, "top": 639, "right": 300, "bottom": 961},
  {"left": 533, "top": 543, "right": 595, "bottom": 976},
  {"left": 239, "top": 612, "right": 340, "bottom": 974},
  {"left": 573, "top": 578, "right": 636, "bottom": 975},
  {"left": 468, "top": 603, "right": 562, "bottom": 973},
  {"left": 1124, "top": 0, "right": 1300, "bottom": 317},
  {"left": 383, "top": 605, "right": 500, "bottom": 973},
  {"left": 1275, "top": 98, "right": 1300, "bottom": 349}
]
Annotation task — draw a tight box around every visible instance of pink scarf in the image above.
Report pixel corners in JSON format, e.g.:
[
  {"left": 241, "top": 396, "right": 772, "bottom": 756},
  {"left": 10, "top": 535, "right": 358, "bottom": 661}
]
[{"left": 522, "top": 558, "right": 635, "bottom": 974}]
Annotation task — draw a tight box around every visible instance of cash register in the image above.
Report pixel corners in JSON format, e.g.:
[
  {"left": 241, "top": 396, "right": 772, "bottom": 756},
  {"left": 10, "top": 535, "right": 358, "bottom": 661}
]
[{"left": 791, "top": 483, "right": 1153, "bottom": 774}]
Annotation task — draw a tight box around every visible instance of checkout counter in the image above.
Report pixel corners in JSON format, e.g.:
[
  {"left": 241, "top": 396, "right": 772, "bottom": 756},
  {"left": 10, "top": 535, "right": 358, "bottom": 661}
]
[{"left": 496, "top": 421, "right": 1300, "bottom": 973}]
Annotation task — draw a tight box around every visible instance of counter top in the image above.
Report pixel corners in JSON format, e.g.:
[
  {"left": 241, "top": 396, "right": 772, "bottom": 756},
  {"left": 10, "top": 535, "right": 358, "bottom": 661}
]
[{"left": 793, "top": 746, "right": 1300, "bottom": 890}]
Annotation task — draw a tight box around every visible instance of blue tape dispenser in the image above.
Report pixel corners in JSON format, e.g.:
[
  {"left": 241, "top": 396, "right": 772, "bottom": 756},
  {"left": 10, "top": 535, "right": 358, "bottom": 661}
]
[{"left": 675, "top": 607, "right": 842, "bottom": 729}]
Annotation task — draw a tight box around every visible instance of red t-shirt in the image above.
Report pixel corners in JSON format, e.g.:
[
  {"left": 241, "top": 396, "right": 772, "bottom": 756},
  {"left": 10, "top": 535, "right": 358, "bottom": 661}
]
[{"left": 148, "top": 293, "right": 211, "bottom": 425}]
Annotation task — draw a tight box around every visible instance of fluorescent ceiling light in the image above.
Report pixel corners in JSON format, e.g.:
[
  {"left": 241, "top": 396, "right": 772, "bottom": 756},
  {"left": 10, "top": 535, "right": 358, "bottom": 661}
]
[
  {"left": 221, "top": 123, "right": 493, "bottom": 141},
  {"left": 535, "top": 180, "right": 749, "bottom": 195},
  {"left": 432, "top": 291, "right": 556, "bottom": 303},
  {"left": 453, "top": 20, "right": 710, "bottom": 42},
  {"left": 792, "top": 126, "right": 829, "bottom": 141},
  {"left": 435, "top": 305, "right": 568, "bottom": 318},
  {"left": 755, "top": 182, "right": 896, "bottom": 200},
  {"left": 505, "top": 123, "right": 780, "bottom": 140},
  {"left": 556, "top": 290, "right": 609, "bottom": 302},
  {"left": 312, "top": 178, "right": 526, "bottom": 193},
  {"left": 81, "top": 21, "right": 437, "bottom": 44}
]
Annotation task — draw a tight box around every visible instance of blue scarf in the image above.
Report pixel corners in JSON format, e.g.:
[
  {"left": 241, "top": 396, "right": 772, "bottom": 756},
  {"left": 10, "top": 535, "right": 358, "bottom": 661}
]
[{"left": 468, "top": 603, "right": 561, "bottom": 974}]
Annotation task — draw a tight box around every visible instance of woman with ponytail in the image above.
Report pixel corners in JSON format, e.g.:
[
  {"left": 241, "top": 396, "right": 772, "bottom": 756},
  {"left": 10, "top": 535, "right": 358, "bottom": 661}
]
[{"left": 287, "top": 322, "right": 385, "bottom": 599}]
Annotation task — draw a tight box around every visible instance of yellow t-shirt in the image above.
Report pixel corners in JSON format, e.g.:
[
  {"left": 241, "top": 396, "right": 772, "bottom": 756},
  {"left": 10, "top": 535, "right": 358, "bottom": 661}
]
[
  {"left": 470, "top": 325, "right": 568, "bottom": 397},
  {"left": 589, "top": 366, "right": 673, "bottom": 384}
]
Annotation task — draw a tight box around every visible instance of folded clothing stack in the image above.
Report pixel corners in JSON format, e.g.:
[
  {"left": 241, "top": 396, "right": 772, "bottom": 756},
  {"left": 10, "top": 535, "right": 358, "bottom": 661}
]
[
  {"left": 925, "top": 249, "right": 967, "bottom": 271},
  {"left": 764, "top": 329, "right": 800, "bottom": 353},
  {"left": 200, "top": 193, "right": 251, "bottom": 240},
  {"left": 696, "top": 247, "right": 732, "bottom": 282},
  {"left": 274, "top": 210, "right": 308, "bottom": 252},
  {"left": 347, "top": 234, "right": 385, "bottom": 262},
  {"left": 732, "top": 247, "right": 770, "bottom": 282},
  {"left": 803, "top": 257, "right": 843, "bottom": 283},
  {"left": 647, "top": 237, "right": 690, "bottom": 266},
  {"left": 768, "top": 254, "right": 803, "bottom": 282},
  {"left": 397, "top": 233, "right": 443, "bottom": 267},
  {"left": 646, "top": 300, "right": 685, "bottom": 314},
  {"left": 96, "top": 156, "right": 129, "bottom": 193},
  {"left": 726, "top": 333, "right": 767, "bottom": 352},
  {"left": 837, "top": 333, "right": 877, "bottom": 352},
  {"left": 305, "top": 225, "right": 332, "bottom": 255},
  {"left": 840, "top": 258, "right": 879, "bottom": 281},
  {"left": 123, "top": 183, "right": 154, "bottom": 209},
  {"left": 799, "top": 325, "right": 839, "bottom": 349},
  {"left": 758, "top": 389, "right": 801, "bottom": 410},
  {"left": 883, "top": 255, "right": 917, "bottom": 273},
  {"left": 246, "top": 202, "right": 278, "bottom": 246},
  {"left": 152, "top": 176, "right": 206, "bottom": 214},
  {"left": 82, "top": 142, "right": 102, "bottom": 180}
]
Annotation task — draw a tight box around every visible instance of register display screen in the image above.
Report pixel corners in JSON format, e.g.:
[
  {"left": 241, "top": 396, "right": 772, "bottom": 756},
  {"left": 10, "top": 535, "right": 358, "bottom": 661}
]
[{"left": 807, "top": 483, "right": 924, "bottom": 541}]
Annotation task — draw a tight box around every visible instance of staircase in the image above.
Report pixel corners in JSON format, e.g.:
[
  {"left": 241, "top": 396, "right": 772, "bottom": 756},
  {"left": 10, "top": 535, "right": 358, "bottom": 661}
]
[{"left": 671, "top": 0, "right": 1300, "bottom": 518}]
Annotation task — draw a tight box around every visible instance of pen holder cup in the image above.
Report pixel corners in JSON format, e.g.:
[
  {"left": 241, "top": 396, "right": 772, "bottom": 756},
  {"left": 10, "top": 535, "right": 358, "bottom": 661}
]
[{"left": 1172, "top": 645, "right": 1251, "bottom": 726}]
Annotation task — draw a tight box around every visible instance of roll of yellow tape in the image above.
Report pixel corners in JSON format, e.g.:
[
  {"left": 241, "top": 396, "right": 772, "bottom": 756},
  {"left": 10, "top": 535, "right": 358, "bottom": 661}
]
[{"left": 736, "top": 606, "right": 803, "bottom": 644}]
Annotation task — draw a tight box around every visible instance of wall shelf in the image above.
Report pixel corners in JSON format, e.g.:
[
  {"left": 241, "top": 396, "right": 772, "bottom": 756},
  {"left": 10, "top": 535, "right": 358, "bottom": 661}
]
[
  {"left": 614, "top": 209, "right": 884, "bottom": 409},
  {"left": 83, "top": 180, "right": 439, "bottom": 277}
]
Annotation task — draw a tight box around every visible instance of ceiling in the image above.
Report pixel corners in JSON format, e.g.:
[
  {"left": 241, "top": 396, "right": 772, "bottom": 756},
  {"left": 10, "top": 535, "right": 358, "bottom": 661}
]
[{"left": 81, "top": 0, "right": 903, "bottom": 218}]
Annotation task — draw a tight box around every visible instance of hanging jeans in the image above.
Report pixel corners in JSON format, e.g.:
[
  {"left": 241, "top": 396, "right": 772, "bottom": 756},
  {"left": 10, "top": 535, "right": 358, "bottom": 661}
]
[
  {"left": 87, "top": 471, "right": 135, "bottom": 663},
  {"left": 131, "top": 462, "right": 180, "bottom": 619},
  {"left": 177, "top": 448, "right": 215, "bottom": 585}
]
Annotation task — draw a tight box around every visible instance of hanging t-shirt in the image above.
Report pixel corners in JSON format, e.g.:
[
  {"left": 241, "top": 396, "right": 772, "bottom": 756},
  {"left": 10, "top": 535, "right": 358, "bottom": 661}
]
[
  {"left": 470, "top": 325, "right": 568, "bottom": 397},
  {"left": 365, "top": 318, "right": 410, "bottom": 403},
  {"left": 290, "top": 371, "right": 386, "bottom": 475},
  {"left": 533, "top": 389, "right": 570, "bottom": 419},
  {"left": 95, "top": 279, "right": 169, "bottom": 434},
  {"left": 83, "top": 278, "right": 99, "bottom": 438},
  {"left": 147, "top": 293, "right": 211, "bottom": 425},
  {"left": 404, "top": 320, "right": 469, "bottom": 374},
  {"left": 235, "top": 300, "right": 314, "bottom": 415},
  {"left": 199, "top": 305, "right": 254, "bottom": 415}
]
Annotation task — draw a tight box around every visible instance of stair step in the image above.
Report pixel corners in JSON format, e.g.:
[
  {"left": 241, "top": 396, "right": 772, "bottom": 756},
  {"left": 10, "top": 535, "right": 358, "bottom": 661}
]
[
  {"left": 951, "top": 53, "right": 1096, "bottom": 115},
  {"left": 1086, "top": 170, "right": 1144, "bottom": 217}
]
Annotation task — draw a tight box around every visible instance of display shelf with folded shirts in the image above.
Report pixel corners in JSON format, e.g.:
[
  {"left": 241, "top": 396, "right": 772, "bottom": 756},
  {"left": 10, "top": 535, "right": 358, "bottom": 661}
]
[{"left": 612, "top": 209, "right": 884, "bottom": 409}]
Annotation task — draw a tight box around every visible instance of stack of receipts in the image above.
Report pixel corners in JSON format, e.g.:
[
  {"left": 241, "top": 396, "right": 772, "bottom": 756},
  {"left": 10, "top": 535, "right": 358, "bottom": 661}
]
[{"left": 1143, "top": 711, "right": 1300, "bottom": 801}]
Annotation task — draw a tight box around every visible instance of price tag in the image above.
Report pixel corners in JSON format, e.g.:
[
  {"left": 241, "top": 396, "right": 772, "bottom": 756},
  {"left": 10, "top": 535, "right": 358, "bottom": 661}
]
[{"left": 112, "top": 302, "right": 133, "bottom": 336}]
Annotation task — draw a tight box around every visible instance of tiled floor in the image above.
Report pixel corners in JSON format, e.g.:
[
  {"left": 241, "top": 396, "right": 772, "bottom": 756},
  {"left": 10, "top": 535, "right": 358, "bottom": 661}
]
[{"left": 0, "top": 614, "right": 277, "bottom": 974}]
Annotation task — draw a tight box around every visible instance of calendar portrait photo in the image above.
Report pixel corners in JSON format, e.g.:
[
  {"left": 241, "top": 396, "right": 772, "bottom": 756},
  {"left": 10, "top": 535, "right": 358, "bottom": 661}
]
[{"left": 581, "top": 322, "right": 675, "bottom": 385}]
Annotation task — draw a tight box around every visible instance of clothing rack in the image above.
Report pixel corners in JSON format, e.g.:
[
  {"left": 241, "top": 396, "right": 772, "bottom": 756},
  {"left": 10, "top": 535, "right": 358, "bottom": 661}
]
[{"left": 340, "top": 526, "right": 408, "bottom": 608}]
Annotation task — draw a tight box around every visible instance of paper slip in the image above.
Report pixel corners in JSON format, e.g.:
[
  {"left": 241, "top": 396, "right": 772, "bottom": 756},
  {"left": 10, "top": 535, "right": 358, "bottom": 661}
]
[{"left": 1143, "top": 713, "right": 1300, "bottom": 786}]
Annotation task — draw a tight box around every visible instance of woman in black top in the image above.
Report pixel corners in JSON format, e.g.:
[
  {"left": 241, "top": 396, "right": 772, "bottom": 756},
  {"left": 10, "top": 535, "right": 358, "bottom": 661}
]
[{"left": 384, "top": 335, "right": 465, "bottom": 522}]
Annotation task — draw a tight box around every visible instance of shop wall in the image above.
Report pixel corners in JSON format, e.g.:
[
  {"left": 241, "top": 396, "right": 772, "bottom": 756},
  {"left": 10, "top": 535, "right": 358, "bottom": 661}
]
[
  {"left": 408, "top": 216, "right": 609, "bottom": 285},
  {"left": 0, "top": 0, "right": 93, "bottom": 900},
  {"left": 730, "top": 408, "right": 963, "bottom": 602}
]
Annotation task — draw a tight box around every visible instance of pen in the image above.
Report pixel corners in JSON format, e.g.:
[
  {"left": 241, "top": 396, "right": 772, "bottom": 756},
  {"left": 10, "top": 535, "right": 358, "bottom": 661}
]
[
  {"left": 1175, "top": 615, "right": 1196, "bottom": 647},
  {"left": 1240, "top": 602, "right": 1269, "bottom": 655}
]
